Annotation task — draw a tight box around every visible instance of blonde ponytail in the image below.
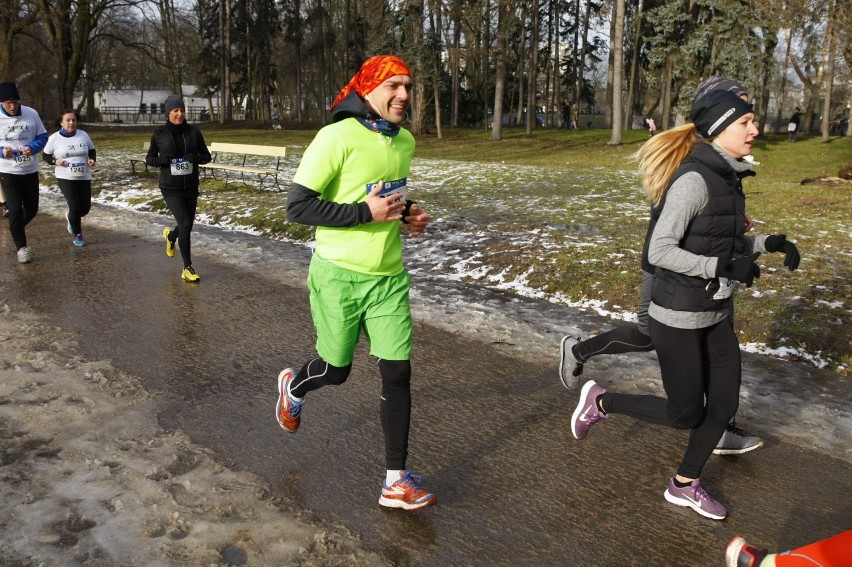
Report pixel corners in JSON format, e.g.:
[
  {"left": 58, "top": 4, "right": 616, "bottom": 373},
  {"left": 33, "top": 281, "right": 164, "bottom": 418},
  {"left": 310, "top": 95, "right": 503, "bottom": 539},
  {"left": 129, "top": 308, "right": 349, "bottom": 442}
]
[{"left": 633, "top": 123, "right": 700, "bottom": 206}]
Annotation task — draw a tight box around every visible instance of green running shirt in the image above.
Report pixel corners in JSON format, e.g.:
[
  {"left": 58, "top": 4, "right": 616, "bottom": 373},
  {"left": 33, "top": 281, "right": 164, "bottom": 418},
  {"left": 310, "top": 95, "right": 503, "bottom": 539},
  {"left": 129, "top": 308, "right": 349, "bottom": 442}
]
[{"left": 293, "top": 117, "right": 415, "bottom": 276}]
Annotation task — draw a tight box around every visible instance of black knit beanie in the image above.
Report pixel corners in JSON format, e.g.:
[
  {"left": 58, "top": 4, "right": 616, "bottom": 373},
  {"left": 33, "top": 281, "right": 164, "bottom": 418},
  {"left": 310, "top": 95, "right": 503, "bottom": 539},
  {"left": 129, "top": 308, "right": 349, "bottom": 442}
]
[
  {"left": 690, "top": 90, "right": 753, "bottom": 138},
  {"left": 0, "top": 82, "right": 21, "bottom": 101},
  {"left": 693, "top": 76, "right": 748, "bottom": 104},
  {"left": 164, "top": 95, "right": 185, "bottom": 113}
]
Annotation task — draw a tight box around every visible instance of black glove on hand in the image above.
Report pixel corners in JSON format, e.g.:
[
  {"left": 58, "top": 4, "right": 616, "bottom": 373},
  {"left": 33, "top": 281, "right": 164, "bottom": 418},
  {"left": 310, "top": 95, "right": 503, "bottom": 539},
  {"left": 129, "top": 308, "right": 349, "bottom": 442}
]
[
  {"left": 764, "top": 234, "right": 800, "bottom": 271},
  {"left": 158, "top": 156, "right": 173, "bottom": 166},
  {"left": 715, "top": 252, "right": 761, "bottom": 288},
  {"left": 183, "top": 152, "right": 197, "bottom": 164}
]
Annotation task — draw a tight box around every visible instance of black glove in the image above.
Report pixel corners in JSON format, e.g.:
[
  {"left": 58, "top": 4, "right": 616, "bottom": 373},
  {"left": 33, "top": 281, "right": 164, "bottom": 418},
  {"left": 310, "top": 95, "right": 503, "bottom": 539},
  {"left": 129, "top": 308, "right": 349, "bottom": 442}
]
[
  {"left": 183, "top": 152, "right": 197, "bottom": 164},
  {"left": 157, "top": 156, "right": 173, "bottom": 166},
  {"left": 715, "top": 252, "right": 761, "bottom": 287},
  {"left": 764, "top": 234, "right": 800, "bottom": 271}
]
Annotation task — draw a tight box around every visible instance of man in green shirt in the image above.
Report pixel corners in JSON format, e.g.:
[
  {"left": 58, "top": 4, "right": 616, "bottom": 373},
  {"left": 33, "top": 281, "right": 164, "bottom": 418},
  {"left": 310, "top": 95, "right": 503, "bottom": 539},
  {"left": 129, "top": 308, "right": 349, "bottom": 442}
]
[{"left": 277, "top": 55, "right": 435, "bottom": 511}]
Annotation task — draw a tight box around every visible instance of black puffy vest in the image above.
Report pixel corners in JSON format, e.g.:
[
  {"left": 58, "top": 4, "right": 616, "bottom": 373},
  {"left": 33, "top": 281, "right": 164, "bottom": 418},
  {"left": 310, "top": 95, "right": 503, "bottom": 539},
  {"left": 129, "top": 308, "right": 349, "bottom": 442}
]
[{"left": 650, "top": 144, "right": 751, "bottom": 312}]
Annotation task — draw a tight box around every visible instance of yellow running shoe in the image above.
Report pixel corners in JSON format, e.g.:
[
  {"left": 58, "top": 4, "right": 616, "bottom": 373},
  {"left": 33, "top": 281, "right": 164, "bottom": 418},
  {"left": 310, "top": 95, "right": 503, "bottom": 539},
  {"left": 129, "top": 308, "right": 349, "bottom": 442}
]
[
  {"left": 163, "top": 228, "right": 176, "bottom": 257},
  {"left": 181, "top": 266, "right": 200, "bottom": 282}
]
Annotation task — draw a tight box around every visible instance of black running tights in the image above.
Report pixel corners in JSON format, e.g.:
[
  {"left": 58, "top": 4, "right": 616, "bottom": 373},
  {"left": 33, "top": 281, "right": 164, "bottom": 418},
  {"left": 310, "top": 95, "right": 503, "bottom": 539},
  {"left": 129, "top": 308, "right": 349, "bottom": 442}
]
[
  {"left": 163, "top": 193, "right": 197, "bottom": 268},
  {"left": 1, "top": 172, "right": 39, "bottom": 249},
  {"left": 290, "top": 357, "right": 411, "bottom": 470},
  {"left": 574, "top": 325, "right": 654, "bottom": 361},
  {"left": 58, "top": 178, "right": 92, "bottom": 236},
  {"left": 598, "top": 318, "right": 741, "bottom": 479}
]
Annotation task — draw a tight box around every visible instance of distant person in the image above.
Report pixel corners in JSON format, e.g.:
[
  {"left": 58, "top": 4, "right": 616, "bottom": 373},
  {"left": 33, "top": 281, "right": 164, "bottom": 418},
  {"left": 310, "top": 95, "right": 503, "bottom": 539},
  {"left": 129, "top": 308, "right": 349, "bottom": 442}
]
[
  {"left": 559, "top": 77, "right": 763, "bottom": 458},
  {"left": 271, "top": 104, "right": 280, "bottom": 130},
  {"left": 0, "top": 81, "right": 48, "bottom": 264},
  {"left": 145, "top": 95, "right": 211, "bottom": 282},
  {"left": 571, "top": 103, "right": 579, "bottom": 129},
  {"left": 44, "top": 110, "right": 97, "bottom": 247},
  {"left": 277, "top": 55, "right": 435, "bottom": 511},
  {"left": 645, "top": 116, "right": 657, "bottom": 136},
  {"left": 787, "top": 107, "right": 802, "bottom": 141},
  {"left": 570, "top": 88, "right": 802, "bottom": 520},
  {"left": 726, "top": 531, "right": 852, "bottom": 567},
  {"left": 561, "top": 103, "right": 570, "bottom": 129}
]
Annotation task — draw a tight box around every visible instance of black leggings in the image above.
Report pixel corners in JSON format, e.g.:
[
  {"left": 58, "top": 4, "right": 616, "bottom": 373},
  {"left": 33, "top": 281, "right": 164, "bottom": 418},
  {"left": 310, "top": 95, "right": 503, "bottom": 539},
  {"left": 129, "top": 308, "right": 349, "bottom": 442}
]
[
  {"left": 599, "top": 318, "right": 741, "bottom": 479},
  {"left": 574, "top": 325, "right": 654, "bottom": 361},
  {"left": 58, "top": 178, "right": 92, "bottom": 236},
  {"left": 1, "top": 172, "right": 39, "bottom": 249},
  {"left": 163, "top": 193, "right": 197, "bottom": 268},
  {"left": 290, "top": 357, "right": 411, "bottom": 470}
]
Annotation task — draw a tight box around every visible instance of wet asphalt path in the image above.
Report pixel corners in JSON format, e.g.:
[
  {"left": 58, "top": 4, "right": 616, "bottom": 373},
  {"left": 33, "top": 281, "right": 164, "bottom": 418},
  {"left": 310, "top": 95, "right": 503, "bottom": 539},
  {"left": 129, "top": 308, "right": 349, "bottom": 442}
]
[{"left": 2, "top": 208, "right": 850, "bottom": 566}]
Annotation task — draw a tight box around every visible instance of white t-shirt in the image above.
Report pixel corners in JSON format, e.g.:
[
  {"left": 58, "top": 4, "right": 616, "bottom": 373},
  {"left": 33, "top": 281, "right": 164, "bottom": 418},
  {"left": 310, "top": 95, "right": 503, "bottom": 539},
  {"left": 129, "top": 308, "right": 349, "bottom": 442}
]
[
  {"left": 45, "top": 129, "right": 96, "bottom": 181},
  {"left": 0, "top": 105, "right": 48, "bottom": 175}
]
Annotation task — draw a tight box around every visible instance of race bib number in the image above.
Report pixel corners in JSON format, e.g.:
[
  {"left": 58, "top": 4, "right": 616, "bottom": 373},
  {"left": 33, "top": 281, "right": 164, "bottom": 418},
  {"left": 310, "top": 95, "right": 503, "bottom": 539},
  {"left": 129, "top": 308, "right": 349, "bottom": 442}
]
[
  {"left": 170, "top": 158, "right": 193, "bottom": 176},
  {"left": 66, "top": 161, "right": 88, "bottom": 178},
  {"left": 13, "top": 152, "right": 33, "bottom": 167},
  {"left": 711, "top": 277, "right": 736, "bottom": 300},
  {"left": 365, "top": 177, "right": 407, "bottom": 199}
]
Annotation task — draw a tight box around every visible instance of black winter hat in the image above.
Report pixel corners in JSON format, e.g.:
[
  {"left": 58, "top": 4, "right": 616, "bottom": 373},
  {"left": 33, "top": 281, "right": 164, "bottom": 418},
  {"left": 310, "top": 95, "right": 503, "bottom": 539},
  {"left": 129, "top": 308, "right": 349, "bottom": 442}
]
[
  {"left": 694, "top": 76, "right": 748, "bottom": 104},
  {"left": 0, "top": 82, "right": 21, "bottom": 101},
  {"left": 690, "top": 90, "right": 753, "bottom": 138},
  {"left": 164, "top": 95, "right": 185, "bottom": 113}
]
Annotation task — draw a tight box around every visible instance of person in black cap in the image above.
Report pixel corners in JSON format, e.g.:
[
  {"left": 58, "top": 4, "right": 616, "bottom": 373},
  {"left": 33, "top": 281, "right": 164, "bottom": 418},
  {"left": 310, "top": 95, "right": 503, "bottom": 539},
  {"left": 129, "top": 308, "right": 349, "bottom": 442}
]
[
  {"left": 569, "top": 87, "right": 802, "bottom": 521},
  {"left": 145, "top": 95, "right": 211, "bottom": 282},
  {"left": 559, "top": 77, "right": 763, "bottom": 456},
  {"left": 0, "top": 81, "right": 48, "bottom": 263}
]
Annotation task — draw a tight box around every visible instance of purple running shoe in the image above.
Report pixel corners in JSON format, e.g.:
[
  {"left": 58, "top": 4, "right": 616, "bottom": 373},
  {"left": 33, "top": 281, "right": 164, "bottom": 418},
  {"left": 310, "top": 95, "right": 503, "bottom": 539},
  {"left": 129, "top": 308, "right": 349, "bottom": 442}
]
[
  {"left": 664, "top": 477, "right": 727, "bottom": 520},
  {"left": 571, "top": 380, "right": 607, "bottom": 440}
]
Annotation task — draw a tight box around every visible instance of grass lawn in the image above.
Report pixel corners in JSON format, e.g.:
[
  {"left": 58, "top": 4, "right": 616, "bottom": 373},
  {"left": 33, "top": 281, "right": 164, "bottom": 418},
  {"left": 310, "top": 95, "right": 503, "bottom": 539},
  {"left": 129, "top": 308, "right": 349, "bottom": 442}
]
[{"left": 83, "top": 123, "right": 852, "bottom": 373}]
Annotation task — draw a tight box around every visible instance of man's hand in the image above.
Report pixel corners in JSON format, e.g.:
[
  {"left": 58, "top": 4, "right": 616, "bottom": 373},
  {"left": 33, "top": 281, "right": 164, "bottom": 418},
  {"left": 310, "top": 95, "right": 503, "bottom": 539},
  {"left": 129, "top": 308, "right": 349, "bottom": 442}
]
[
  {"left": 20, "top": 146, "right": 33, "bottom": 157},
  {"left": 744, "top": 212, "right": 754, "bottom": 232},
  {"left": 403, "top": 203, "right": 429, "bottom": 237},
  {"left": 365, "top": 181, "right": 406, "bottom": 222}
]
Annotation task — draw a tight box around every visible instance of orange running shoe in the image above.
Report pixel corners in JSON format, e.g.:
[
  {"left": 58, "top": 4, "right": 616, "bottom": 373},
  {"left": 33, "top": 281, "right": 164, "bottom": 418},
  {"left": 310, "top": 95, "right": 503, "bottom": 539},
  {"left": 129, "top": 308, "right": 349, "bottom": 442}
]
[
  {"left": 276, "top": 368, "right": 303, "bottom": 432},
  {"left": 379, "top": 471, "right": 437, "bottom": 511}
]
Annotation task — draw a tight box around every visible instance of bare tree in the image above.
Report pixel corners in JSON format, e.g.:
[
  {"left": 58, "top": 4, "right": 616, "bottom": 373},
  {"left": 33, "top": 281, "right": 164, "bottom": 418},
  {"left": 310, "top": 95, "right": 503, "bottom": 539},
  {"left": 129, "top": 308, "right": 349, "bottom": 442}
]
[{"left": 608, "top": 0, "right": 624, "bottom": 144}]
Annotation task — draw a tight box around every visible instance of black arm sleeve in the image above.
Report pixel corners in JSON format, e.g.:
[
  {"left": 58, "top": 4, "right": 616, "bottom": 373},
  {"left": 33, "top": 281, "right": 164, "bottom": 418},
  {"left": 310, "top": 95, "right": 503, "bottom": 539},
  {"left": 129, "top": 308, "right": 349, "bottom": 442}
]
[
  {"left": 43, "top": 152, "right": 56, "bottom": 165},
  {"left": 145, "top": 134, "right": 162, "bottom": 167},
  {"left": 286, "top": 182, "right": 373, "bottom": 227},
  {"left": 88, "top": 148, "right": 97, "bottom": 161},
  {"left": 196, "top": 129, "right": 212, "bottom": 165}
]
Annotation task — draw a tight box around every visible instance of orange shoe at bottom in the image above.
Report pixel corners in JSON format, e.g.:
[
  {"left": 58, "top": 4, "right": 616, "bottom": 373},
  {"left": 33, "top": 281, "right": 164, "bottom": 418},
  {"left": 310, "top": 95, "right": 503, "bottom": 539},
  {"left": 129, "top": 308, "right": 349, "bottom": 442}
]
[
  {"left": 379, "top": 471, "right": 437, "bottom": 511},
  {"left": 276, "top": 368, "right": 303, "bottom": 432}
]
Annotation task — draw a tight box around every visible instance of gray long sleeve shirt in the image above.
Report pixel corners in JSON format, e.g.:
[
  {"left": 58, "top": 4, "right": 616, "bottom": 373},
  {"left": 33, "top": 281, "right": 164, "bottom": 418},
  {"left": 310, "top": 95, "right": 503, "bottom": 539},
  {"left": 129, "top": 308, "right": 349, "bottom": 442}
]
[{"left": 647, "top": 143, "right": 769, "bottom": 329}]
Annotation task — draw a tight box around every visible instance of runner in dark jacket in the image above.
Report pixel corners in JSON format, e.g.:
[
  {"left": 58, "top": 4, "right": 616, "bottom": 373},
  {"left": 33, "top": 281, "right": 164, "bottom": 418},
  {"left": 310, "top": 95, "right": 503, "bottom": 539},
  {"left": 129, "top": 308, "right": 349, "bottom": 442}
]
[{"left": 145, "top": 95, "right": 211, "bottom": 282}]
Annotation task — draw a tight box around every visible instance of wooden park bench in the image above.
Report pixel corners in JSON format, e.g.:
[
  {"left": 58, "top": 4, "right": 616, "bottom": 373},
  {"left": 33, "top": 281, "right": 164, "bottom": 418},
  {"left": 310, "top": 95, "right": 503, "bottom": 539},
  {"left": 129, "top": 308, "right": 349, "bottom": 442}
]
[
  {"left": 129, "top": 141, "right": 150, "bottom": 173},
  {"left": 200, "top": 142, "right": 290, "bottom": 190}
]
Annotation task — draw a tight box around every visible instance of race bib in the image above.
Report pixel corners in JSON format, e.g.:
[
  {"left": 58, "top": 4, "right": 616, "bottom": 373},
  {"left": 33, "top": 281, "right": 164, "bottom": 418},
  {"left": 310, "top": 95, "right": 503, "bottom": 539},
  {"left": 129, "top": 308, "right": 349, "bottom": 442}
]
[
  {"left": 65, "top": 161, "right": 88, "bottom": 178},
  {"left": 170, "top": 158, "right": 193, "bottom": 176},
  {"left": 711, "top": 277, "right": 736, "bottom": 300},
  {"left": 365, "top": 177, "right": 407, "bottom": 199},
  {"left": 13, "top": 151, "right": 33, "bottom": 167},
  {"left": 787, "top": 122, "right": 797, "bottom": 132}
]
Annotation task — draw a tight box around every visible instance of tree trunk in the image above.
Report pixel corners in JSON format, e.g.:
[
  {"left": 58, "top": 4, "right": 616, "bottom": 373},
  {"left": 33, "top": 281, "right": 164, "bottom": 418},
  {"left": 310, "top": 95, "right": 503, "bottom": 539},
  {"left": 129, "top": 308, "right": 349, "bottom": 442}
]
[
  {"left": 451, "top": 0, "right": 461, "bottom": 127},
  {"left": 774, "top": 29, "right": 793, "bottom": 133},
  {"left": 492, "top": 0, "right": 509, "bottom": 140},
  {"left": 482, "top": 0, "right": 491, "bottom": 131},
  {"left": 626, "top": 0, "right": 644, "bottom": 130},
  {"left": 820, "top": 0, "right": 837, "bottom": 142},
  {"left": 608, "top": 0, "right": 624, "bottom": 144},
  {"left": 525, "top": 0, "right": 539, "bottom": 135}
]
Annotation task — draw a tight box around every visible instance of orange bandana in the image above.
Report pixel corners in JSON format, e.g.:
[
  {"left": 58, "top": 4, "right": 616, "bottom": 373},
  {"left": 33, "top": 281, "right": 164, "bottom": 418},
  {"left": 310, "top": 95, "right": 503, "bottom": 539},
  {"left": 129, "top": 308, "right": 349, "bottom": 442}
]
[{"left": 330, "top": 55, "right": 411, "bottom": 112}]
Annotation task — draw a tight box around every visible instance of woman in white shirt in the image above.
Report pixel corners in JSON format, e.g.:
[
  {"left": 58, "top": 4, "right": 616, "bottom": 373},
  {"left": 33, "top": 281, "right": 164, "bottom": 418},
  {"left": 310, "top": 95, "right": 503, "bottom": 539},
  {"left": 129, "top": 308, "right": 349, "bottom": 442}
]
[{"left": 44, "top": 110, "right": 97, "bottom": 247}]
